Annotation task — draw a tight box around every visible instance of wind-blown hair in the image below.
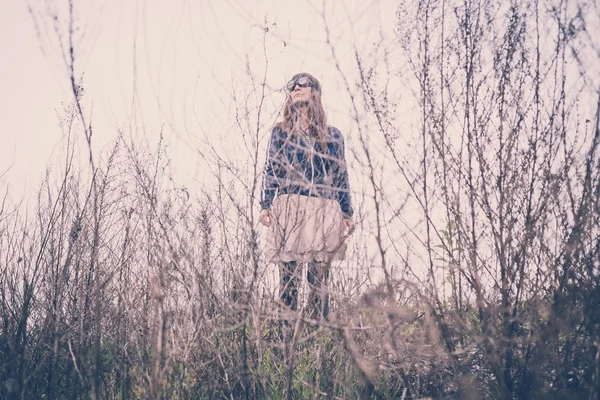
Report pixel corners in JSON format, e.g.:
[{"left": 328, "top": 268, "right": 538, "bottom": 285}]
[{"left": 277, "top": 72, "right": 328, "bottom": 147}]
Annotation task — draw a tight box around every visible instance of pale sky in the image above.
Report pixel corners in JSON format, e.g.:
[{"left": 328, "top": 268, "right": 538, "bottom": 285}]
[
  {"left": 0, "top": 0, "right": 396, "bottom": 204},
  {"left": 1, "top": 2, "right": 66, "bottom": 198}
]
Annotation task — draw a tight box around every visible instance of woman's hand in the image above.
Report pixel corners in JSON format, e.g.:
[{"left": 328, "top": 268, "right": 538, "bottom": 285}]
[
  {"left": 259, "top": 209, "right": 273, "bottom": 227},
  {"left": 343, "top": 218, "right": 355, "bottom": 236}
]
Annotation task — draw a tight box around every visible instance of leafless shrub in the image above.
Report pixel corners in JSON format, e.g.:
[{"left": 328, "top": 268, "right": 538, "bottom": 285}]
[{"left": 2, "top": 0, "right": 598, "bottom": 398}]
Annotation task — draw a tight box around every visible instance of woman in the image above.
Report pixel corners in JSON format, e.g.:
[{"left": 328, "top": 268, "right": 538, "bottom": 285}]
[{"left": 259, "top": 72, "right": 354, "bottom": 321}]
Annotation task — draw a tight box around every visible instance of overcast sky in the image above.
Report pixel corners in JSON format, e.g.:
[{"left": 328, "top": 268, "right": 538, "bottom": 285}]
[{"left": 1, "top": 0, "right": 398, "bottom": 205}]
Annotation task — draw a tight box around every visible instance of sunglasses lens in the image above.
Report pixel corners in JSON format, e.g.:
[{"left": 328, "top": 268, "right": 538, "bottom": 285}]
[
  {"left": 297, "top": 76, "right": 310, "bottom": 87},
  {"left": 285, "top": 76, "right": 314, "bottom": 92}
]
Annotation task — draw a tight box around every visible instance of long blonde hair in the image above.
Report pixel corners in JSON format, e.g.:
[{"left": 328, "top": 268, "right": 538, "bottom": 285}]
[{"left": 277, "top": 73, "right": 328, "bottom": 148}]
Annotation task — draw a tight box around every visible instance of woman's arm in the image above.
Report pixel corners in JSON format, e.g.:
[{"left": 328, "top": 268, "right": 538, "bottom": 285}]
[
  {"left": 331, "top": 127, "right": 354, "bottom": 219},
  {"left": 260, "top": 126, "right": 286, "bottom": 210}
]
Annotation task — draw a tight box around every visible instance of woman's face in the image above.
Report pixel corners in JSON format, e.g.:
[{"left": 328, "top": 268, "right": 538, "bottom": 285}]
[
  {"left": 291, "top": 85, "right": 312, "bottom": 104},
  {"left": 286, "top": 75, "right": 315, "bottom": 104}
]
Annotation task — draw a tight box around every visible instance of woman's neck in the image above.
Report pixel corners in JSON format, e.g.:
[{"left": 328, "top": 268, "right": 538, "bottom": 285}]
[{"left": 297, "top": 111, "right": 310, "bottom": 131}]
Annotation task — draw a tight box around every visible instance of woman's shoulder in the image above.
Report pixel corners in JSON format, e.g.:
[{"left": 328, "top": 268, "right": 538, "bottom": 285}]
[
  {"left": 270, "top": 123, "right": 289, "bottom": 139},
  {"left": 327, "top": 126, "right": 344, "bottom": 142}
]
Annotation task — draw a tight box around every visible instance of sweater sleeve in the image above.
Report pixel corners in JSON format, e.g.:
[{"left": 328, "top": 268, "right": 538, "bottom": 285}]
[
  {"left": 260, "top": 126, "right": 286, "bottom": 210},
  {"left": 331, "top": 127, "right": 354, "bottom": 218}
]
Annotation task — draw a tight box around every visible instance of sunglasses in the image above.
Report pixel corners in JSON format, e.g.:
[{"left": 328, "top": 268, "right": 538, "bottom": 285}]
[{"left": 285, "top": 76, "right": 314, "bottom": 92}]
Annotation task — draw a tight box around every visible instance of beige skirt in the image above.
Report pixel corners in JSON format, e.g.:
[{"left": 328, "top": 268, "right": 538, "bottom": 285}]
[{"left": 265, "top": 194, "right": 348, "bottom": 263}]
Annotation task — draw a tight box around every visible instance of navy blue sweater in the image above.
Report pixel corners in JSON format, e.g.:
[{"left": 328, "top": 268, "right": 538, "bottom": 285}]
[{"left": 260, "top": 125, "right": 353, "bottom": 218}]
